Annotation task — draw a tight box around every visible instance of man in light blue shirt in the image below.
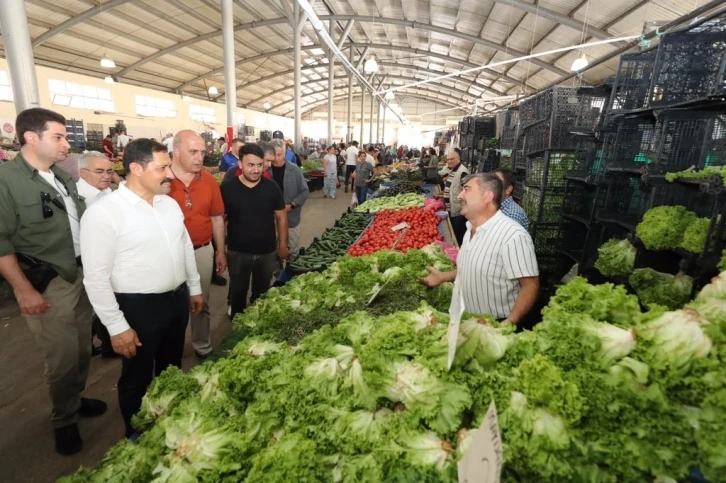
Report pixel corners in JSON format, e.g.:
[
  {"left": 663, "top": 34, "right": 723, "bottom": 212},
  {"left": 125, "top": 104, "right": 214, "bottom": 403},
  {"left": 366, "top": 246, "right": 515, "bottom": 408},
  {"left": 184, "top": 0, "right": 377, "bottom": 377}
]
[{"left": 494, "top": 168, "right": 528, "bottom": 229}]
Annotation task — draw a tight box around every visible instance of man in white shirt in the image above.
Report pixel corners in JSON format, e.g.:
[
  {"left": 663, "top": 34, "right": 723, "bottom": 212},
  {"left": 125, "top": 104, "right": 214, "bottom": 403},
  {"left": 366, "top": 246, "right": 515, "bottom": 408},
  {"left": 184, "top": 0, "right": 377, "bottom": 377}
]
[
  {"left": 162, "top": 133, "right": 174, "bottom": 154},
  {"left": 76, "top": 151, "right": 113, "bottom": 207},
  {"left": 419, "top": 173, "right": 539, "bottom": 325},
  {"left": 76, "top": 151, "right": 115, "bottom": 358},
  {"left": 366, "top": 145, "right": 376, "bottom": 167},
  {"left": 116, "top": 130, "right": 130, "bottom": 149},
  {"left": 80, "top": 138, "right": 204, "bottom": 437},
  {"left": 345, "top": 141, "right": 359, "bottom": 193}
]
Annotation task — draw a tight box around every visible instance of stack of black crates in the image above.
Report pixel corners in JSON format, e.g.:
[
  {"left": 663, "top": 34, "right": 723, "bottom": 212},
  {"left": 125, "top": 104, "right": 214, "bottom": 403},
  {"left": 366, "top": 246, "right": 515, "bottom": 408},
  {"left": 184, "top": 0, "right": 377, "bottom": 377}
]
[
  {"left": 555, "top": 10, "right": 726, "bottom": 292},
  {"left": 459, "top": 116, "right": 496, "bottom": 172}
]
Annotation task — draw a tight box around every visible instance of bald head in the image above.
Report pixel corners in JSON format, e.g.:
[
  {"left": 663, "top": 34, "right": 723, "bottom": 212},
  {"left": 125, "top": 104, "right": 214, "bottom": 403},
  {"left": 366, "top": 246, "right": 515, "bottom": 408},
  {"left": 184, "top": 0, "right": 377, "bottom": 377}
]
[
  {"left": 173, "top": 130, "right": 205, "bottom": 173},
  {"left": 446, "top": 150, "right": 461, "bottom": 170}
]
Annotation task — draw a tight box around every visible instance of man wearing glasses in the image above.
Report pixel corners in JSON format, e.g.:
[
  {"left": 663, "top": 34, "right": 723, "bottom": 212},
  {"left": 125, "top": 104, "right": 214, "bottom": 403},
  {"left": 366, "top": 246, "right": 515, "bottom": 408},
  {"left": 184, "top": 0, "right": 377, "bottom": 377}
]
[
  {"left": 76, "top": 151, "right": 114, "bottom": 207},
  {"left": 0, "top": 108, "right": 106, "bottom": 456}
]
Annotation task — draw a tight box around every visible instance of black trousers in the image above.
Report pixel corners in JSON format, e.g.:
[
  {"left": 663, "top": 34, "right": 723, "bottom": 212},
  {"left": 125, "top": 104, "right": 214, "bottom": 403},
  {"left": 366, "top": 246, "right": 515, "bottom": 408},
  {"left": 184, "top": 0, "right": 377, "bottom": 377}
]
[
  {"left": 345, "top": 165, "right": 356, "bottom": 188},
  {"left": 115, "top": 284, "right": 189, "bottom": 436},
  {"left": 228, "top": 250, "right": 277, "bottom": 317},
  {"left": 450, "top": 215, "right": 468, "bottom": 246}
]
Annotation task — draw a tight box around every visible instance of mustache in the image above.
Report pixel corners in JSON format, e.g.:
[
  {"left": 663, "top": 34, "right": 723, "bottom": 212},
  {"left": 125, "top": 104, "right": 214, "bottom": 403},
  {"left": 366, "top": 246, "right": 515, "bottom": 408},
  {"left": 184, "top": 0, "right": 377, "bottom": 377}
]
[{"left": 161, "top": 178, "right": 173, "bottom": 185}]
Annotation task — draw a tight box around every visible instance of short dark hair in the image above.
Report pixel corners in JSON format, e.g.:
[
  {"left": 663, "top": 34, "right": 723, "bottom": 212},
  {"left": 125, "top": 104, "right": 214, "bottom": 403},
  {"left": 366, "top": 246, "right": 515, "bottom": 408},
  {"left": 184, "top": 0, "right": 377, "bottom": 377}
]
[
  {"left": 493, "top": 168, "right": 515, "bottom": 190},
  {"left": 358, "top": 151, "right": 367, "bottom": 156},
  {"left": 16, "top": 108, "right": 66, "bottom": 146},
  {"left": 123, "top": 138, "right": 168, "bottom": 174},
  {"left": 239, "top": 143, "right": 265, "bottom": 160},
  {"left": 367, "top": 146, "right": 376, "bottom": 153},
  {"left": 217, "top": 137, "right": 225, "bottom": 142},
  {"left": 454, "top": 148, "right": 461, "bottom": 156},
  {"left": 351, "top": 141, "right": 358, "bottom": 147},
  {"left": 462, "top": 173, "right": 504, "bottom": 209}
]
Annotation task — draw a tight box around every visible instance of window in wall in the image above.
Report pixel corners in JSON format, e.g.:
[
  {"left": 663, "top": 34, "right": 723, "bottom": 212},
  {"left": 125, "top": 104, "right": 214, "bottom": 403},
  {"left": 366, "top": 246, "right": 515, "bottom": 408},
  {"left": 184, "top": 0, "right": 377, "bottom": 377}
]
[
  {"left": 190, "top": 104, "right": 216, "bottom": 123},
  {"left": 49, "top": 79, "right": 115, "bottom": 111},
  {"left": 0, "top": 71, "right": 13, "bottom": 102},
  {"left": 136, "top": 95, "right": 177, "bottom": 118}
]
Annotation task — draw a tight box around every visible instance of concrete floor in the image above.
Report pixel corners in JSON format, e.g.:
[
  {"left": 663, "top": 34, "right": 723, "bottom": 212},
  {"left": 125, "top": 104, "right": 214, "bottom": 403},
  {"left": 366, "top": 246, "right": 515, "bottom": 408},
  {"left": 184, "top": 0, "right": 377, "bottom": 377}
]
[{"left": 0, "top": 187, "right": 352, "bottom": 482}]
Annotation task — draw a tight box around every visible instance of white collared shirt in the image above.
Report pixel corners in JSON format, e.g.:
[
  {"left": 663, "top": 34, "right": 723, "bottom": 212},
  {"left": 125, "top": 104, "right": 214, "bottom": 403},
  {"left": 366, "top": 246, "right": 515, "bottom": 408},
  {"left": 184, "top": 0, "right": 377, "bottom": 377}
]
[
  {"left": 76, "top": 177, "right": 112, "bottom": 207},
  {"left": 80, "top": 184, "right": 202, "bottom": 336},
  {"left": 456, "top": 211, "right": 538, "bottom": 319}
]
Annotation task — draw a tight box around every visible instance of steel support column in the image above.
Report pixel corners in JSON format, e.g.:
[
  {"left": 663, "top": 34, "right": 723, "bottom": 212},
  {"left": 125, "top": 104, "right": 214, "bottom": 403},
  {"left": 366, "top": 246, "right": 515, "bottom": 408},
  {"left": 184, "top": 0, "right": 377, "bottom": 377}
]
[
  {"left": 382, "top": 104, "right": 386, "bottom": 145},
  {"left": 327, "top": 19, "right": 334, "bottom": 145},
  {"left": 347, "top": 48, "right": 353, "bottom": 142},
  {"left": 369, "top": 88, "right": 374, "bottom": 145},
  {"left": 222, "top": 0, "right": 236, "bottom": 140},
  {"left": 0, "top": 0, "right": 40, "bottom": 112},
  {"left": 294, "top": 2, "right": 302, "bottom": 151},
  {"left": 376, "top": 101, "right": 381, "bottom": 144},
  {"left": 360, "top": 83, "right": 365, "bottom": 145}
]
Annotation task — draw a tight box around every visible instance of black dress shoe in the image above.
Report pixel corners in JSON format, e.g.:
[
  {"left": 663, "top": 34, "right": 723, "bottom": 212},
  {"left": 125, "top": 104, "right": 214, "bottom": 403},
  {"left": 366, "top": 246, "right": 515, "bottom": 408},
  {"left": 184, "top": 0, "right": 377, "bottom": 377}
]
[
  {"left": 211, "top": 274, "right": 227, "bottom": 286},
  {"left": 79, "top": 398, "right": 107, "bottom": 417},
  {"left": 91, "top": 344, "right": 102, "bottom": 356},
  {"left": 55, "top": 423, "right": 83, "bottom": 455}
]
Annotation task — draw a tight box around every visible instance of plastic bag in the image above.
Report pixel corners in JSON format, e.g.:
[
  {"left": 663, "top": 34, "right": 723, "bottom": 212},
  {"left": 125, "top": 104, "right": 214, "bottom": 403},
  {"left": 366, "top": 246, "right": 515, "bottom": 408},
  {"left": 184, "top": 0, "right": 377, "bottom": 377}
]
[
  {"left": 424, "top": 198, "right": 445, "bottom": 211},
  {"left": 350, "top": 192, "right": 359, "bottom": 208}
]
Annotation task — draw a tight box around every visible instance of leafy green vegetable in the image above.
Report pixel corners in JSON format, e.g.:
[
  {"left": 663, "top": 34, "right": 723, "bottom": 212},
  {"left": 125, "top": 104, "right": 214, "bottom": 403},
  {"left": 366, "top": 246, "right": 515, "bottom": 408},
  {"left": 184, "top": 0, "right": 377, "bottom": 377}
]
[
  {"left": 680, "top": 217, "right": 710, "bottom": 253},
  {"left": 629, "top": 268, "right": 693, "bottom": 310},
  {"left": 635, "top": 206, "right": 697, "bottom": 251},
  {"left": 594, "top": 238, "right": 636, "bottom": 278}
]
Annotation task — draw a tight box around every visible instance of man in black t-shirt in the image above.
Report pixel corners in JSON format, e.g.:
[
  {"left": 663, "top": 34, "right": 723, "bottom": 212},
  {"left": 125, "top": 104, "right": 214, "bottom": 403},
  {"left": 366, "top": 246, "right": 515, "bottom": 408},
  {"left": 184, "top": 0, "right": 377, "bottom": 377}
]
[{"left": 221, "top": 144, "right": 288, "bottom": 317}]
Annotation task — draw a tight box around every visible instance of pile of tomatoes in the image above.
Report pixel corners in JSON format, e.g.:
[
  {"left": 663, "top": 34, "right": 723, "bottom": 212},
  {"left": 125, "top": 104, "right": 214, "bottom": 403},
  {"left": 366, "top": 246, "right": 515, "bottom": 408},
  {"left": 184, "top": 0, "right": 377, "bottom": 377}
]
[{"left": 348, "top": 207, "right": 443, "bottom": 256}]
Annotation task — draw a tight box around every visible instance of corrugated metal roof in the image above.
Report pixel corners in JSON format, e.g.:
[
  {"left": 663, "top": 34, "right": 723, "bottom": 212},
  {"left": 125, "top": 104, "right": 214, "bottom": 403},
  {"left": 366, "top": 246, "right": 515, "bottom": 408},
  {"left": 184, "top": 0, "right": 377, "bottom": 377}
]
[{"left": 2, "top": 0, "right": 717, "bottom": 116}]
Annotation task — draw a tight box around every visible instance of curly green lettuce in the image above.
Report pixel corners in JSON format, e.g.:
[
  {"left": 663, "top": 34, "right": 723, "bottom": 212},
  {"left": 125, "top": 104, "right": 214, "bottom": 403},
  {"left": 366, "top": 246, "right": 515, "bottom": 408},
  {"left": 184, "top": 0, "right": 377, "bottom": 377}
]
[
  {"left": 635, "top": 206, "right": 697, "bottom": 251},
  {"left": 629, "top": 268, "right": 693, "bottom": 310},
  {"left": 594, "top": 238, "right": 636, "bottom": 278},
  {"left": 680, "top": 217, "right": 710, "bottom": 253}
]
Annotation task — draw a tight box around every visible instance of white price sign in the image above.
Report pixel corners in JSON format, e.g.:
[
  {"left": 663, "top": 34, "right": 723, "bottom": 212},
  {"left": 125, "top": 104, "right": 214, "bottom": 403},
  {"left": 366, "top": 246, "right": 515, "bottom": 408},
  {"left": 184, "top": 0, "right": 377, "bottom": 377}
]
[{"left": 458, "top": 401, "right": 503, "bottom": 483}]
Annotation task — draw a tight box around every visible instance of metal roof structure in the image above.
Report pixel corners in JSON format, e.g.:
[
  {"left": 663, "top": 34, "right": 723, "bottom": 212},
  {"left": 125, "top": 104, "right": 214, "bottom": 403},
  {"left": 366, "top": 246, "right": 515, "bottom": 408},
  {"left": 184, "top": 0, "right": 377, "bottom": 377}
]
[{"left": 8, "top": 0, "right": 701, "bottom": 117}]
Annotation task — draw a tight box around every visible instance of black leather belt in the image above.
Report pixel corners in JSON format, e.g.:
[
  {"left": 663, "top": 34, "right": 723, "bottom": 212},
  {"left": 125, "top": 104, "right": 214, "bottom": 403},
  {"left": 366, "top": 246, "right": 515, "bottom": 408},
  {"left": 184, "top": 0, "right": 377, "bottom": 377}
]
[{"left": 194, "top": 241, "right": 211, "bottom": 250}]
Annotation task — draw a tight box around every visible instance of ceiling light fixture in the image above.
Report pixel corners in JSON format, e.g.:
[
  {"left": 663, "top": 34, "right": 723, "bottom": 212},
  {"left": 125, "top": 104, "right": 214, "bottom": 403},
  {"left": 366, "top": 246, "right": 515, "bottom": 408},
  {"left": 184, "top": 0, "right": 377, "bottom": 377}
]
[
  {"left": 385, "top": 91, "right": 395, "bottom": 100},
  {"left": 263, "top": 102, "right": 271, "bottom": 111},
  {"left": 571, "top": 53, "right": 589, "bottom": 72},
  {"left": 104, "top": 75, "right": 114, "bottom": 84},
  {"left": 363, "top": 58, "right": 378, "bottom": 74},
  {"left": 182, "top": 95, "right": 191, "bottom": 102},
  {"left": 100, "top": 57, "right": 116, "bottom": 69},
  {"left": 208, "top": 86, "right": 219, "bottom": 95}
]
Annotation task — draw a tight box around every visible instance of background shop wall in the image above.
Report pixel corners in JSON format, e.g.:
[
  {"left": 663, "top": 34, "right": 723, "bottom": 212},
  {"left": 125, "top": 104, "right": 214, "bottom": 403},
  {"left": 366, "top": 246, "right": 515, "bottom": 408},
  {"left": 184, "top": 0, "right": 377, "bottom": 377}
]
[{"left": 0, "top": 58, "right": 293, "bottom": 141}]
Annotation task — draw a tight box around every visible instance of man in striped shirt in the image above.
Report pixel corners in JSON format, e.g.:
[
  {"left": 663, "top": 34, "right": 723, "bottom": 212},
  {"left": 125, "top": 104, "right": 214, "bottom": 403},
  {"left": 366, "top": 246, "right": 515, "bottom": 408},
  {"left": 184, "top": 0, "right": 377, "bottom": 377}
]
[
  {"left": 494, "top": 168, "right": 528, "bottom": 229},
  {"left": 419, "top": 173, "right": 539, "bottom": 324}
]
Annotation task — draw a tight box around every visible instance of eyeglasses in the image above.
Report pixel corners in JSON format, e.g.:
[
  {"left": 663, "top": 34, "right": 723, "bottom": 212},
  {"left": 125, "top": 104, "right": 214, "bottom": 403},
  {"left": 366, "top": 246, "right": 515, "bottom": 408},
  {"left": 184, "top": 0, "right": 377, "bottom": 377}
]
[
  {"left": 82, "top": 168, "right": 115, "bottom": 176},
  {"left": 41, "top": 192, "right": 53, "bottom": 219}
]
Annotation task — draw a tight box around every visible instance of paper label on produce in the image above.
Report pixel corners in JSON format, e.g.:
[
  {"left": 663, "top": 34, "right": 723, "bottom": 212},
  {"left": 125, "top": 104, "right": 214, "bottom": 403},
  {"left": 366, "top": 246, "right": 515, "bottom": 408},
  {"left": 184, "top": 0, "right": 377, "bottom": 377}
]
[
  {"left": 458, "top": 400, "right": 503, "bottom": 483},
  {"left": 392, "top": 222, "right": 409, "bottom": 231},
  {"left": 447, "top": 281, "right": 465, "bottom": 370}
]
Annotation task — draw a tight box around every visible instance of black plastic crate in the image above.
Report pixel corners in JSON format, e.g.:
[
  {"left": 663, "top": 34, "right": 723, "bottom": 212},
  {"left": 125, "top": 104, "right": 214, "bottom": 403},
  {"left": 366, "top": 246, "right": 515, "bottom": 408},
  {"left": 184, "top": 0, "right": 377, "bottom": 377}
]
[
  {"left": 650, "top": 11, "right": 726, "bottom": 108},
  {"left": 566, "top": 138, "right": 605, "bottom": 179},
  {"left": 514, "top": 149, "right": 527, "bottom": 170},
  {"left": 472, "top": 117, "right": 497, "bottom": 138},
  {"left": 503, "top": 108, "right": 519, "bottom": 129},
  {"left": 477, "top": 150, "right": 500, "bottom": 173},
  {"left": 654, "top": 110, "right": 726, "bottom": 171},
  {"left": 561, "top": 180, "right": 607, "bottom": 226},
  {"left": 596, "top": 176, "right": 697, "bottom": 230},
  {"left": 519, "top": 86, "right": 580, "bottom": 128},
  {"left": 525, "top": 152, "right": 579, "bottom": 189},
  {"left": 522, "top": 187, "right": 565, "bottom": 226},
  {"left": 499, "top": 152, "right": 514, "bottom": 170},
  {"left": 531, "top": 222, "right": 560, "bottom": 256},
  {"left": 607, "top": 49, "right": 657, "bottom": 115},
  {"left": 602, "top": 118, "right": 660, "bottom": 171},
  {"left": 522, "top": 118, "right": 578, "bottom": 156},
  {"left": 500, "top": 125, "right": 518, "bottom": 150},
  {"left": 556, "top": 217, "right": 601, "bottom": 268},
  {"left": 573, "top": 85, "right": 611, "bottom": 134}
]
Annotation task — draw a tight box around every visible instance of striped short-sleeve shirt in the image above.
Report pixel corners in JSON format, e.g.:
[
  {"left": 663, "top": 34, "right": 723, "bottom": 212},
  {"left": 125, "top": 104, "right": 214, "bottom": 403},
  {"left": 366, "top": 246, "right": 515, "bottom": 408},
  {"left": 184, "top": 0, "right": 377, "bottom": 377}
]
[{"left": 456, "top": 211, "right": 539, "bottom": 318}]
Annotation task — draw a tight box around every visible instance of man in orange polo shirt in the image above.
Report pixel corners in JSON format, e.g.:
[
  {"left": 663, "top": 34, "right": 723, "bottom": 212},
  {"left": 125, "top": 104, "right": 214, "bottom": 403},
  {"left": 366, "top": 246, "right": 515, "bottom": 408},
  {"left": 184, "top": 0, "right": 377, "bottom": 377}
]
[{"left": 169, "top": 130, "right": 227, "bottom": 358}]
